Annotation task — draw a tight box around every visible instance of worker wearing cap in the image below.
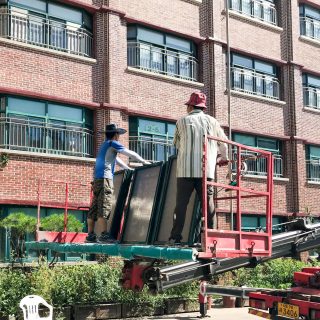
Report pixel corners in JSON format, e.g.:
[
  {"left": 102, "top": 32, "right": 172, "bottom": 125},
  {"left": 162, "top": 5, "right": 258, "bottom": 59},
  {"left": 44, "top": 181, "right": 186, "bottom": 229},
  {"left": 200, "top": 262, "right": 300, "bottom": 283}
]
[
  {"left": 169, "top": 92, "right": 229, "bottom": 245},
  {"left": 86, "top": 123, "right": 150, "bottom": 243}
]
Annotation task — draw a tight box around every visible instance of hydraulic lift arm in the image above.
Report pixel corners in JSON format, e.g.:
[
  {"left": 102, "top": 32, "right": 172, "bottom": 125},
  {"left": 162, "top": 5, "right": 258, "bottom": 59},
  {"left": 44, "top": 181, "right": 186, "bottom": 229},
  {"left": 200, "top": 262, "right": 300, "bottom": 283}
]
[{"left": 143, "top": 220, "right": 320, "bottom": 293}]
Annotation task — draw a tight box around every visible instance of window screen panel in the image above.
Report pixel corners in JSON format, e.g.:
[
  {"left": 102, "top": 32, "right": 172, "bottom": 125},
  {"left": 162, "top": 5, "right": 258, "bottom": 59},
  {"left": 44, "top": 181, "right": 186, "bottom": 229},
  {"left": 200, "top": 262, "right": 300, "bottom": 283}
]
[
  {"left": 154, "top": 157, "right": 197, "bottom": 245},
  {"left": 121, "top": 164, "right": 163, "bottom": 243}
]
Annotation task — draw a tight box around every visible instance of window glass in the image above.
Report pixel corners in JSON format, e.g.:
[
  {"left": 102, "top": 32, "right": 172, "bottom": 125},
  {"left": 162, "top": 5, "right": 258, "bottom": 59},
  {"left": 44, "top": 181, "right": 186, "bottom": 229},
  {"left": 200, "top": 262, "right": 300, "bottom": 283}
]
[
  {"left": 139, "top": 119, "right": 166, "bottom": 135},
  {"left": 232, "top": 54, "right": 253, "bottom": 69},
  {"left": 137, "top": 27, "right": 164, "bottom": 46},
  {"left": 166, "top": 35, "right": 191, "bottom": 53},
  {"left": 48, "top": 3, "right": 82, "bottom": 24},
  {"left": 309, "top": 146, "right": 320, "bottom": 159},
  {"left": 127, "top": 25, "right": 137, "bottom": 39},
  {"left": 82, "top": 11, "right": 92, "bottom": 30},
  {"left": 255, "top": 60, "right": 275, "bottom": 75},
  {"left": 48, "top": 104, "right": 82, "bottom": 122},
  {"left": 8, "top": 97, "right": 46, "bottom": 116},
  {"left": 168, "top": 123, "right": 176, "bottom": 136},
  {"left": 11, "top": 0, "right": 46, "bottom": 12},
  {"left": 307, "top": 75, "right": 320, "bottom": 88},
  {"left": 257, "top": 137, "right": 278, "bottom": 151},
  {"left": 305, "top": 5, "right": 320, "bottom": 20},
  {"left": 233, "top": 133, "right": 255, "bottom": 146}
]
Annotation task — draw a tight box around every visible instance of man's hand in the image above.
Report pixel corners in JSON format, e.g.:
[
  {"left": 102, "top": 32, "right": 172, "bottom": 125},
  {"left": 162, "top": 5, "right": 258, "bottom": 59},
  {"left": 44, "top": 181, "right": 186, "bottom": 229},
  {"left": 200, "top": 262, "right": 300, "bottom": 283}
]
[{"left": 143, "top": 161, "right": 152, "bottom": 165}]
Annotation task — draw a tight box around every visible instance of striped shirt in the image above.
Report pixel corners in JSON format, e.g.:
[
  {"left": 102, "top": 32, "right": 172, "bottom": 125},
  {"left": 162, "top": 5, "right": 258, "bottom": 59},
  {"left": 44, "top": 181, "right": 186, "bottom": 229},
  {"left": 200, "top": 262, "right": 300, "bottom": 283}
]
[{"left": 174, "top": 109, "right": 228, "bottom": 179}]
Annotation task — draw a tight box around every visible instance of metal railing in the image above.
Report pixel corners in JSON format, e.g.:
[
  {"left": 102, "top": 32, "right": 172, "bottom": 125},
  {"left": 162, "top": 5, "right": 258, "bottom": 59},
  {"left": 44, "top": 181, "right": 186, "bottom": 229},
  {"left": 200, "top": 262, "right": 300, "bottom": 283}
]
[
  {"left": 128, "top": 136, "right": 176, "bottom": 162},
  {"left": 300, "top": 17, "right": 320, "bottom": 42},
  {"left": 0, "top": 117, "right": 94, "bottom": 157},
  {"left": 304, "top": 87, "right": 320, "bottom": 109},
  {"left": 233, "top": 150, "right": 283, "bottom": 177},
  {"left": 127, "top": 42, "right": 199, "bottom": 82},
  {"left": 0, "top": 7, "right": 93, "bottom": 57},
  {"left": 229, "top": 0, "right": 277, "bottom": 25},
  {"left": 231, "top": 67, "right": 280, "bottom": 99},
  {"left": 306, "top": 159, "right": 320, "bottom": 182}
]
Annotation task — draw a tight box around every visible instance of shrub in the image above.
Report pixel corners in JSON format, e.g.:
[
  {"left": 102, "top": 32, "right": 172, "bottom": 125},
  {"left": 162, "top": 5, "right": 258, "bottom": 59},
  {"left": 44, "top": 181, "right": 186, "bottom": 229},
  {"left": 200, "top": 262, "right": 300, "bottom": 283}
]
[
  {"left": 0, "top": 213, "right": 37, "bottom": 237},
  {"left": 40, "top": 214, "right": 83, "bottom": 232}
]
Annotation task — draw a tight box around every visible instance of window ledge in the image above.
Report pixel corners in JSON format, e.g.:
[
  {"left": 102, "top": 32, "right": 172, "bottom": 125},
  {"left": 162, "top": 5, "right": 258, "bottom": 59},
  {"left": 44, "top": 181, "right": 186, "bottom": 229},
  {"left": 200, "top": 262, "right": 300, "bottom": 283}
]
[
  {"left": 0, "top": 37, "right": 97, "bottom": 64},
  {"left": 0, "top": 148, "right": 96, "bottom": 163},
  {"left": 299, "top": 35, "right": 320, "bottom": 48},
  {"left": 230, "top": 90, "right": 286, "bottom": 106},
  {"left": 223, "top": 10, "right": 283, "bottom": 33},
  {"left": 243, "top": 174, "right": 289, "bottom": 182},
  {"left": 126, "top": 67, "right": 205, "bottom": 87},
  {"left": 307, "top": 180, "right": 320, "bottom": 186},
  {"left": 303, "top": 106, "right": 320, "bottom": 114},
  {"left": 180, "top": 0, "right": 202, "bottom": 5}
]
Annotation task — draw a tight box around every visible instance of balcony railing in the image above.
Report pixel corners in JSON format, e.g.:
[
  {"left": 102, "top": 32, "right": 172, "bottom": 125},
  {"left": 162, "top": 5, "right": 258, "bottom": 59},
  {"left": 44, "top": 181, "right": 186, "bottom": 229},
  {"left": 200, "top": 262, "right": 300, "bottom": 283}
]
[
  {"left": 0, "top": 7, "right": 93, "bottom": 57},
  {"left": 229, "top": 0, "right": 277, "bottom": 25},
  {"left": 231, "top": 67, "right": 280, "bottom": 100},
  {"left": 0, "top": 117, "right": 94, "bottom": 157},
  {"left": 300, "top": 17, "right": 320, "bottom": 42},
  {"left": 306, "top": 159, "right": 320, "bottom": 182},
  {"left": 127, "top": 42, "right": 199, "bottom": 82},
  {"left": 233, "top": 150, "right": 283, "bottom": 177},
  {"left": 128, "top": 136, "right": 176, "bottom": 162},
  {"left": 304, "top": 87, "right": 320, "bottom": 109}
]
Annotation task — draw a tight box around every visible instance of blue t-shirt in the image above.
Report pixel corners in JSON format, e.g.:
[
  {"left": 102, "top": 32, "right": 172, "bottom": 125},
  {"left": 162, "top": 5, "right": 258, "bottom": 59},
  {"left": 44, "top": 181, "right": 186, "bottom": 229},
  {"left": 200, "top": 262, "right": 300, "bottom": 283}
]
[{"left": 94, "top": 140, "right": 125, "bottom": 179}]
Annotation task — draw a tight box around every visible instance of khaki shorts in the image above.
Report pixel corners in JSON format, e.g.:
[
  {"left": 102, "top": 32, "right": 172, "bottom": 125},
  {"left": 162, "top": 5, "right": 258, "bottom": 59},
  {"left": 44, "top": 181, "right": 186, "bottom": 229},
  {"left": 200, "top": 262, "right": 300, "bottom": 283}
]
[{"left": 87, "top": 178, "right": 114, "bottom": 220}]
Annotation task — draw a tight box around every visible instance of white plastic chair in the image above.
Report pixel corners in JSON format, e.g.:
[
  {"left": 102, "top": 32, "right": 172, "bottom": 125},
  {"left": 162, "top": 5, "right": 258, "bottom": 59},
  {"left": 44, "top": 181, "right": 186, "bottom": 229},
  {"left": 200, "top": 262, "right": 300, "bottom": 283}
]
[{"left": 19, "top": 295, "right": 53, "bottom": 320}]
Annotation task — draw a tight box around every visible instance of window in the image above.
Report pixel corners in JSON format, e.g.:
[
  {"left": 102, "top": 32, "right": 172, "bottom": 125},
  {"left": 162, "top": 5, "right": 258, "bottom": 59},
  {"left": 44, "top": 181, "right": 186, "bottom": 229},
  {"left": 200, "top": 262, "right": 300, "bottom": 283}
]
[
  {"left": 240, "top": 215, "right": 285, "bottom": 233},
  {"left": 0, "top": 206, "right": 88, "bottom": 262},
  {"left": 300, "top": 4, "right": 320, "bottom": 41},
  {"left": 0, "top": 0, "right": 93, "bottom": 57},
  {"left": 231, "top": 53, "right": 280, "bottom": 99},
  {"left": 233, "top": 133, "right": 283, "bottom": 177},
  {"left": 0, "top": 96, "right": 94, "bottom": 157},
  {"left": 303, "top": 73, "right": 320, "bottom": 109},
  {"left": 129, "top": 117, "right": 176, "bottom": 162},
  {"left": 229, "top": 0, "right": 277, "bottom": 25},
  {"left": 306, "top": 145, "right": 320, "bottom": 182},
  {"left": 127, "top": 25, "right": 199, "bottom": 82}
]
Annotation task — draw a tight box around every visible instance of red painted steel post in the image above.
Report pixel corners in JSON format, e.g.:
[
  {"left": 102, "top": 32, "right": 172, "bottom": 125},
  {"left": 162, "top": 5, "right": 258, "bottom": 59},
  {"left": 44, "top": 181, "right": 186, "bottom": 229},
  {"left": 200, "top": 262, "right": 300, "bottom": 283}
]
[
  {"left": 64, "top": 182, "right": 69, "bottom": 233},
  {"left": 202, "top": 136, "right": 208, "bottom": 253}
]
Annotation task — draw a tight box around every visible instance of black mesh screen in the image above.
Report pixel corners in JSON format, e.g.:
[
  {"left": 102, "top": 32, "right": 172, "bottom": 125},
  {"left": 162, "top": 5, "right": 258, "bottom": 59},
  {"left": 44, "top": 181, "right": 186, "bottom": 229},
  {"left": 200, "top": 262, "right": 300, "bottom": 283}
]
[
  {"left": 154, "top": 157, "right": 197, "bottom": 244},
  {"left": 121, "top": 164, "right": 162, "bottom": 243}
]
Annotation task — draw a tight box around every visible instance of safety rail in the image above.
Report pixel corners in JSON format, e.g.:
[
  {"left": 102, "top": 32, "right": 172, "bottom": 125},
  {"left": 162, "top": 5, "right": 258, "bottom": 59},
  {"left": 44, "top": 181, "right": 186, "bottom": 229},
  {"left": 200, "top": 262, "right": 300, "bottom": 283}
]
[
  {"left": 306, "top": 159, "right": 320, "bottom": 183},
  {"left": 200, "top": 136, "right": 273, "bottom": 258},
  {"left": 0, "top": 7, "right": 93, "bottom": 57},
  {"left": 304, "top": 87, "right": 320, "bottom": 109},
  {"left": 36, "top": 178, "right": 92, "bottom": 242},
  {"left": 300, "top": 17, "right": 320, "bottom": 42}
]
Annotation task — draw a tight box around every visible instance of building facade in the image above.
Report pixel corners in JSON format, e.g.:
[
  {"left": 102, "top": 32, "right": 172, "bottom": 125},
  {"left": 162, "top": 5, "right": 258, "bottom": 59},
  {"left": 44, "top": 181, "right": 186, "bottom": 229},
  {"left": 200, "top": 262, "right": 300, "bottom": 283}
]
[{"left": 0, "top": 0, "right": 320, "bottom": 261}]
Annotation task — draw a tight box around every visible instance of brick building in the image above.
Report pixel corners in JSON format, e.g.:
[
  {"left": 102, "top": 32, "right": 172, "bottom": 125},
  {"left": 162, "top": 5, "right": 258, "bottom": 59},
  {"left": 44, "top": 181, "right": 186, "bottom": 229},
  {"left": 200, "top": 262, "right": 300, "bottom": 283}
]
[{"left": 0, "top": 0, "right": 320, "bottom": 261}]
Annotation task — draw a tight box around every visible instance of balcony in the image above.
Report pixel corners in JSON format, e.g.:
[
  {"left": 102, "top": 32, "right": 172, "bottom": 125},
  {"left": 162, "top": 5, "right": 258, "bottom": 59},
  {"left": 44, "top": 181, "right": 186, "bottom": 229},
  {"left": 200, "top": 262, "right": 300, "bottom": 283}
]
[
  {"left": 304, "top": 87, "right": 320, "bottom": 110},
  {"left": 0, "top": 7, "right": 93, "bottom": 57},
  {"left": 229, "top": 0, "right": 277, "bottom": 25},
  {"left": 300, "top": 17, "right": 320, "bottom": 42},
  {"left": 231, "top": 67, "right": 280, "bottom": 100},
  {"left": 0, "top": 117, "right": 94, "bottom": 157},
  {"left": 128, "top": 136, "right": 176, "bottom": 162},
  {"left": 233, "top": 150, "right": 283, "bottom": 177},
  {"left": 306, "top": 160, "right": 320, "bottom": 182},
  {"left": 127, "top": 42, "right": 199, "bottom": 82}
]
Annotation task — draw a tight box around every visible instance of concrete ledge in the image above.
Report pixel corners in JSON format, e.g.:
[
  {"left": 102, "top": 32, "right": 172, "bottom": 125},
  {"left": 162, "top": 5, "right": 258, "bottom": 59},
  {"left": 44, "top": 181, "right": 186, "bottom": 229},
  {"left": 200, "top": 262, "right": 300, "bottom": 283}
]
[
  {"left": 299, "top": 35, "right": 320, "bottom": 48},
  {"left": 243, "top": 174, "right": 289, "bottom": 182},
  {"left": 230, "top": 90, "right": 286, "bottom": 106}
]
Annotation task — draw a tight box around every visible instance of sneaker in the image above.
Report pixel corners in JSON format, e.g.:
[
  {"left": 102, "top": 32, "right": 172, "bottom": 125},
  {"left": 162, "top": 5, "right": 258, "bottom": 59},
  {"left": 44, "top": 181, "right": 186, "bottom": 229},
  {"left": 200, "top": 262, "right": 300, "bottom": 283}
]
[
  {"left": 85, "top": 232, "right": 97, "bottom": 243},
  {"left": 98, "top": 232, "right": 118, "bottom": 244},
  {"left": 167, "top": 237, "right": 182, "bottom": 246}
]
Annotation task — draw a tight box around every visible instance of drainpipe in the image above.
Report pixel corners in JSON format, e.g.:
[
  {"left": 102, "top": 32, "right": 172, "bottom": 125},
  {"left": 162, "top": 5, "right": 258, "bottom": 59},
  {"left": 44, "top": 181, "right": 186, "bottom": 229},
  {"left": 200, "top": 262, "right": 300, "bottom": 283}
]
[{"left": 225, "top": 0, "right": 234, "bottom": 229}]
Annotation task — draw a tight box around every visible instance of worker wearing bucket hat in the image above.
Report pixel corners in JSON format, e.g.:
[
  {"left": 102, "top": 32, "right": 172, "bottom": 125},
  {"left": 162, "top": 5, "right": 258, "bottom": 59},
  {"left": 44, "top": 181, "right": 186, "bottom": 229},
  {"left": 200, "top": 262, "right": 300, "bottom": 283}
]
[
  {"left": 168, "top": 92, "right": 229, "bottom": 245},
  {"left": 86, "top": 123, "right": 150, "bottom": 243}
]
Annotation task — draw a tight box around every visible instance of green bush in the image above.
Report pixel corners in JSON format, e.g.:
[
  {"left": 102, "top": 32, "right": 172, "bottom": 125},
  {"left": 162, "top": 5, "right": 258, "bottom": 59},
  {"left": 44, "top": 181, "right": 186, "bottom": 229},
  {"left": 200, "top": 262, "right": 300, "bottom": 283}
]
[
  {"left": 0, "top": 213, "right": 37, "bottom": 236},
  {"left": 40, "top": 214, "right": 83, "bottom": 232},
  {"left": 0, "top": 269, "right": 31, "bottom": 316}
]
